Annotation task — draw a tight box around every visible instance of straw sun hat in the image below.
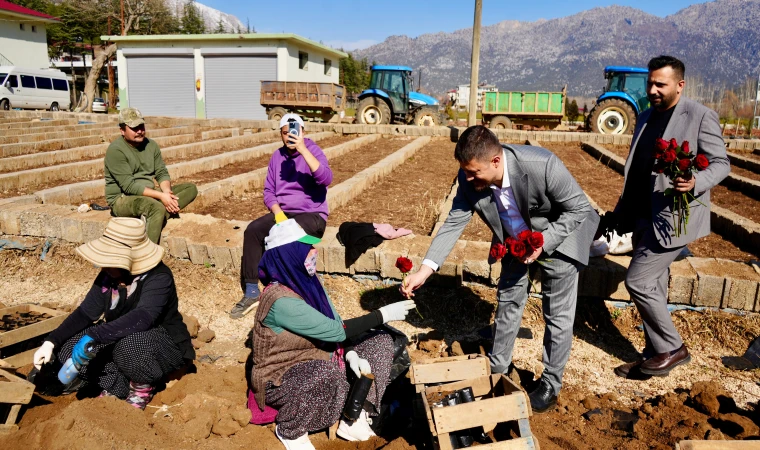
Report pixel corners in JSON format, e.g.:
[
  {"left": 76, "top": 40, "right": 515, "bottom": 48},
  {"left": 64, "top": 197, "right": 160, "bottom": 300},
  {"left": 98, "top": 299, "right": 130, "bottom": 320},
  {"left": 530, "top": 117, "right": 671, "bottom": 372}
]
[{"left": 76, "top": 217, "right": 164, "bottom": 275}]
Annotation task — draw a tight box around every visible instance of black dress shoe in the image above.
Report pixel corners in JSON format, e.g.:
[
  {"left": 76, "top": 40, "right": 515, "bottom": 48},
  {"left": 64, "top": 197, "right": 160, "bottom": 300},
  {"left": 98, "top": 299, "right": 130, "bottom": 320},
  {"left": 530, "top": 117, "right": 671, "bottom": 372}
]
[{"left": 527, "top": 378, "right": 557, "bottom": 413}]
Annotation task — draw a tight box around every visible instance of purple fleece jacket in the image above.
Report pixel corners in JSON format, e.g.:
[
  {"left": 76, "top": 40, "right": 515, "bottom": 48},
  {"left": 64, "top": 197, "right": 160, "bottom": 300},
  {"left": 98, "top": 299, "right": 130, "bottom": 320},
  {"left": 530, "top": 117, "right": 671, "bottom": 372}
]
[{"left": 263, "top": 138, "right": 332, "bottom": 220}]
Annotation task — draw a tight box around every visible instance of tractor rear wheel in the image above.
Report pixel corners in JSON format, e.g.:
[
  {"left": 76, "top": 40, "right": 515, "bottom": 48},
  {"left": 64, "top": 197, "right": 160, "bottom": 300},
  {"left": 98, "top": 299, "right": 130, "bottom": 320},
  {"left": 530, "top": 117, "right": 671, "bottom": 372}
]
[
  {"left": 413, "top": 106, "right": 441, "bottom": 126},
  {"left": 268, "top": 107, "right": 288, "bottom": 122},
  {"left": 356, "top": 97, "right": 391, "bottom": 125},
  {"left": 589, "top": 99, "right": 636, "bottom": 134},
  {"left": 489, "top": 115, "right": 512, "bottom": 130}
]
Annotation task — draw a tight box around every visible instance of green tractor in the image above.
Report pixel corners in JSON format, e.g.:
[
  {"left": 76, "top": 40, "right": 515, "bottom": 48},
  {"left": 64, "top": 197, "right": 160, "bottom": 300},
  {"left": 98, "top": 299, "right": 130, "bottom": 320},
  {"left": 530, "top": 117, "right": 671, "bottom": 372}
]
[
  {"left": 355, "top": 65, "right": 443, "bottom": 126},
  {"left": 587, "top": 66, "right": 650, "bottom": 134}
]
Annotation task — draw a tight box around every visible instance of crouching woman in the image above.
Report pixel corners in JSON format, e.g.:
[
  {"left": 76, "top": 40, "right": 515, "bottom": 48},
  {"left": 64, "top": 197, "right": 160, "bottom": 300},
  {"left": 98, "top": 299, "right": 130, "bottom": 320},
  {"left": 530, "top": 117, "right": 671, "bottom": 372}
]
[
  {"left": 250, "top": 220, "right": 416, "bottom": 450},
  {"left": 32, "top": 217, "right": 194, "bottom": 409}
]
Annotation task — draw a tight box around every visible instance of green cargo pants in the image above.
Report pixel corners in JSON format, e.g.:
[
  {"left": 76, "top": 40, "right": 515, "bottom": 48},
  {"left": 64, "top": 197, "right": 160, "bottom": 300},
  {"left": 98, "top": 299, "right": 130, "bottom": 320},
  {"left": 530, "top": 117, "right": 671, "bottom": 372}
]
[{"left": 111, "top": 183, "right": 198, "bottom": 243}]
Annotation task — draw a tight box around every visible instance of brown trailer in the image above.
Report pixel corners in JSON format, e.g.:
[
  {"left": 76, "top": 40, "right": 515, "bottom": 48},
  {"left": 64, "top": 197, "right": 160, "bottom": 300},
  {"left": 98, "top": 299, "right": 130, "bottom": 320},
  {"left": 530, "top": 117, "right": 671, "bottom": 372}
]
[{"left": 260, "top": 81, "right": 345, "bottom": 123}]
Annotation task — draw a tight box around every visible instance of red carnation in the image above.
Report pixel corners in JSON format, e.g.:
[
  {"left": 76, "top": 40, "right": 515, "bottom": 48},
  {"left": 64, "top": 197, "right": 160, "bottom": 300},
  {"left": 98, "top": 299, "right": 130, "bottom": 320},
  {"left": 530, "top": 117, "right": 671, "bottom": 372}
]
[
  {"left": 655, "top": 138, "right": 669, "bottom": 151},
  {"left": 677, "top": 158, "right": 692, "bottom": 172},
  {"left": 694, "top": 154, "right": 709, "bottom": 171},
  {"left": 527, "top": 231, "right": 544, "bottom": 250},
  {"left": 490, "top": 243, "right": 507, "bottom": 260},
  {"left": 517, "top": 230, "right": 532, "bottom": 242},
  {"left": 662, "top": 149, "right": 677, "bottom": 163},
  {"left": 681, "top": 141, "right": 691, "bottom": 155},
  {"left": 669, "top": 138, "right": 678, "bottom": 151},
  {"left": 395, "top": 256, "right": 413, "bottom": 274},
  {"left": 508, "top": 239, "right": 528, "bottom": 259}
]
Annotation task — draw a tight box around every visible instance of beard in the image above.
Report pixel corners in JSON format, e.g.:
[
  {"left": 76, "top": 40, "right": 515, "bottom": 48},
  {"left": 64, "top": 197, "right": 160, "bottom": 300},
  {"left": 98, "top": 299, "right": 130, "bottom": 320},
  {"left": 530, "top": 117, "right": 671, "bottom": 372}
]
[{"left": 649, "top": 91, "right": 677, "bottom": 110}]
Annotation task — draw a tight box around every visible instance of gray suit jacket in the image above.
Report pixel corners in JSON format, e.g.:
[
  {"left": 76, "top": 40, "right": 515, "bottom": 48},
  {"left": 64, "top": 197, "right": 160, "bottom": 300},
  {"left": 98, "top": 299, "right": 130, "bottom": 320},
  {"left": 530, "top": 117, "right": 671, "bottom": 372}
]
[
  {"left": 614, "top": 96, "right": 730, "bottom": 248},
  {"left": 425, "top": 144, "right": 600, "bottom": 268}
]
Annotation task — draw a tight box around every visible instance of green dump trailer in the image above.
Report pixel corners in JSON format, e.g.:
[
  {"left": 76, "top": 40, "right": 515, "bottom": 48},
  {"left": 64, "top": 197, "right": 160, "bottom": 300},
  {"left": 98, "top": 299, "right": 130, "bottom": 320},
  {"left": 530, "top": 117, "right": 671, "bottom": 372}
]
[{"left": 482, "top": 86, "right": 567, "bottom": 130}]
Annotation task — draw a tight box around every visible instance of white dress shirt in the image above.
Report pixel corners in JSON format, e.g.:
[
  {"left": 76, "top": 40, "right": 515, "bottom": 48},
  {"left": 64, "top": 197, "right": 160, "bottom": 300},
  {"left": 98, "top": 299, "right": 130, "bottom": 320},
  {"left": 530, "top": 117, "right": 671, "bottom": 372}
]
[{"left": 423, "top": 149, "right": 528, "bottom": 271}]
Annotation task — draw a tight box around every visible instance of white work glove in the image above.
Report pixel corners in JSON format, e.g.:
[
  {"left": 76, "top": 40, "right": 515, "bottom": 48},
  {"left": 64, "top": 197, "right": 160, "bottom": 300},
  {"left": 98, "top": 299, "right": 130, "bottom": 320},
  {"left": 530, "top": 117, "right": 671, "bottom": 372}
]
[
  {"left": 378, "top": 300, "right": 416, "bottom": 323},
  {"left": 345, "top": 350, "right": 371, "bottom": 378},
  {"left": 33, "top": 341, "right": 55, "bottom": 370}
]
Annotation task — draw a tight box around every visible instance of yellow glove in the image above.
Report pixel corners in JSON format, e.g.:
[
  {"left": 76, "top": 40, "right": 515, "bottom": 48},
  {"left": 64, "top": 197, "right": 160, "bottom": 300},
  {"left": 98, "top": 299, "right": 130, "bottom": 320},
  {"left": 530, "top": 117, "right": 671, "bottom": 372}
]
[{"left": 274, "top": 212, "right": 288, "bottom": 224}]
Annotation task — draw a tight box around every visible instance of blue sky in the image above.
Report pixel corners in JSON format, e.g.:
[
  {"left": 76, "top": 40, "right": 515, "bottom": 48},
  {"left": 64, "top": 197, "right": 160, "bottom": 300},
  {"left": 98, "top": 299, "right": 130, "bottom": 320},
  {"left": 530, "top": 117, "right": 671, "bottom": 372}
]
[{"left": 203, "top": 0, "right": 708, "bottom": 50}]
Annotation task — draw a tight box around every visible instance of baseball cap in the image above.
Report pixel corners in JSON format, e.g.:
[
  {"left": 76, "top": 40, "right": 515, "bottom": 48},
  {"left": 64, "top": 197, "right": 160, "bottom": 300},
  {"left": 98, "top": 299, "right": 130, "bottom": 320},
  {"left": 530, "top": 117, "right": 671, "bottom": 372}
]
[
  {"left": 118, "top": 107, "right": 145, "bottom": 128},
  {"left": 264, "top": 219, "right": 321, "bottom": 250},
  {"left": 279, "top": 113, "right": 305, "bottom": 130}
]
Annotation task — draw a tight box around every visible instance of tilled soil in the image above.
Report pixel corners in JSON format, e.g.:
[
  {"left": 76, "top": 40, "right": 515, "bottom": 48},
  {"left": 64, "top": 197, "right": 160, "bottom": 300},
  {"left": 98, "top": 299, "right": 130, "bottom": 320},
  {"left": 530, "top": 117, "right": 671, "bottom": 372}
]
[
  {"left": 712, "top": 185, "right": 760, "bottom": 224},
  {"left": 728, "top": 164, "right": 760, "bottom": 182},
  {"left": 161, "top": 136, "right": 282, "bottom": 165},
  {"left": 195, "top": 137, "right": 413, "bottom": 222},
  {"left": 543, "top": 143, "right": 759, "bottom": 261},
  {"left": 327, "top": 139, "right": 459, "bottom": 234},
  {"left": 1, "top": 241, "right": 759, "bottom": 449}
]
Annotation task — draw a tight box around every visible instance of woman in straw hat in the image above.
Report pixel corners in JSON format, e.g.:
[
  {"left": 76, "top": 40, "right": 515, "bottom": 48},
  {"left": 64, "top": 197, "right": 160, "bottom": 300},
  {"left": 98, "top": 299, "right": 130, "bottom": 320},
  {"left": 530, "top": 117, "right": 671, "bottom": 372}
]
[
  {"left": 249, "top": 219, "right": 416, "bottom": 450},
  {"left": 32, "top": 217, "right": 194, "bottom": 409}
]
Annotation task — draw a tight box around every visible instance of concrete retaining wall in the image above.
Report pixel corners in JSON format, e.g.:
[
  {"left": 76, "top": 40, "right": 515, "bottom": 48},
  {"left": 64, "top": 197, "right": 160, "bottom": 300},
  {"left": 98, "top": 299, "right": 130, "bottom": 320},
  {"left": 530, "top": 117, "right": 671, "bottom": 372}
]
[
  {"left": 185, "top": 134, "right": 382, "bottom": 213},
  {"left": 2, "top": 204, "right": 758, "bottom": 312},
  {"left": 0, "top": 131, "right": 282, "bottom": 191},
  {"left": 1, "top": 121, "right": 118, "bottom": 137},
  {"left": 30, "top": 131, "right": 329, "bottom": 205},
  {"left": 0, "top": 110, "right": 115, "bottom": 123},
  {"left": 728, "top": 152, "right": 760, "bottom": 172},
  {"left": 327, "top": 137, "right": 432, "bottom": 212}
]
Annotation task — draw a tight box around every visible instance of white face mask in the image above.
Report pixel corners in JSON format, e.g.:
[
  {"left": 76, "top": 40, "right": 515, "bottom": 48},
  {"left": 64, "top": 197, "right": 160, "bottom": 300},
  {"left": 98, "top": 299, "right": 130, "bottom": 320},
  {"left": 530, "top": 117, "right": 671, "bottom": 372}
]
[{"left": 304, "top": 250, "right": 318, "bottom": 277}]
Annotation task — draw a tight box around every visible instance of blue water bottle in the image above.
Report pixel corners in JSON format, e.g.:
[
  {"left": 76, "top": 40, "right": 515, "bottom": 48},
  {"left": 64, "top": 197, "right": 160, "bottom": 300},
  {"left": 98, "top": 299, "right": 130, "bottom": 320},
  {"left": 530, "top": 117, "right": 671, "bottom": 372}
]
[{"left": 57, "top": 343, "right": 96, "bottom": 385}]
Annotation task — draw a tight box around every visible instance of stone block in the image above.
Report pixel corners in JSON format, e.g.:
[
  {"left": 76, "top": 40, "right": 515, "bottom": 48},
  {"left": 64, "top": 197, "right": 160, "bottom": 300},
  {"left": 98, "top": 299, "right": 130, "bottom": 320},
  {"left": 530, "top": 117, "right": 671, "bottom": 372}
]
[
  {"left": 79, "top": 212, "right": 110, "bottom": 242},
  {"left": 724, "top": 277, "right": 758, "bottom": 311},
  {"left": 165, "top": 236, "right": 190, "bottom": 259},
  {"left": 209, "top": 246, "right": 233, "bottom": 270},
  {"left": 689, "top": 258, "right": 726, "bottom": 308},
  {"left": 440, "top": 240, "right": 466, "bottom": 279},
  {"left": 668, "top": 258, "right": 697, "bottom": 305},
  {"left": 230, "top": 245, "right": 243, "bottom": 271},
  {"left": 377, "top": 236, "right": 421, "bottom": 279},
  {"left": 461, "top": 241, "right": 491, "bottom": 280},
  {"left": 603, "top": 255, "right": 630, "bottom": 300},
  {"left": 0, "top": 203, "right": 44, "bottom": 235},
  {"left": 579, "top": 257, "right": 606, "bottom": 297},
  {"left": 187, "top": 243, "right": 210, "bottom": 265},
  {"left": 314, "top": 227, "right": 338, "bottom": 273},
  {"left": 19, "top": 204, "right": 75, "bottom": 238}
]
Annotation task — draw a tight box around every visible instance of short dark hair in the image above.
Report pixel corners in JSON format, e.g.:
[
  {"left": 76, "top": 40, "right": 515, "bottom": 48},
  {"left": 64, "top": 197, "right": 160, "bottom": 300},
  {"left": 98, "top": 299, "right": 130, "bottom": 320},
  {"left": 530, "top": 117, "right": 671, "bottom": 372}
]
[
  {"left": 454, "top": 125, "right": 502, "bottom": 163},
  {"left": 648, "top": 55, "right": 685, "bottom": 81}
]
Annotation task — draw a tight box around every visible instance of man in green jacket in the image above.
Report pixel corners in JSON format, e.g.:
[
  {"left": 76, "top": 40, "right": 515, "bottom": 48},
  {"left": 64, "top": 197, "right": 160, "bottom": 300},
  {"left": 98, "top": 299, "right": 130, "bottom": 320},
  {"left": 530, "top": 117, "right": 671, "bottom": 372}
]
[{"left": 105, "top": 108, "right": 197, "bottom": 243}]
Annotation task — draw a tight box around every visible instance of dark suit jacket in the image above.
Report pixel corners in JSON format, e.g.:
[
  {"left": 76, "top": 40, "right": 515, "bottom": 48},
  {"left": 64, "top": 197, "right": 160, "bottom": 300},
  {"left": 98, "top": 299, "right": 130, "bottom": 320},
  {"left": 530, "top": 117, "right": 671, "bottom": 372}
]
[{"left": 425, "top": 144, "right": 600, "bottom": 267}]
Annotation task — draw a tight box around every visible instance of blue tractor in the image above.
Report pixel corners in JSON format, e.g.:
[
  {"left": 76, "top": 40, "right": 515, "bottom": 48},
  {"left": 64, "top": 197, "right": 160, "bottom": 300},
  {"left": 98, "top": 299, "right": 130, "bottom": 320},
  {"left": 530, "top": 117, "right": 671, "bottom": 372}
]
[
  {"left": 355, "top": 65, "right": 443, "bottom": 126},
  {"left": 587, "top": 66, "right": 650, "bottom": 134}
]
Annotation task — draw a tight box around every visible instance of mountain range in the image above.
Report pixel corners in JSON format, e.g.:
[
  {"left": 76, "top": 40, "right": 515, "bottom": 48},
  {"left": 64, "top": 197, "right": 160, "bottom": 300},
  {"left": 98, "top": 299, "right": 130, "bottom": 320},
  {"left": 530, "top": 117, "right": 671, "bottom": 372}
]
[
  {"left": 353, "top": 0, "right": 760, "bottom": 97},
  {"left": 166, "top": 0, "right": 246, "bottom": 33}
]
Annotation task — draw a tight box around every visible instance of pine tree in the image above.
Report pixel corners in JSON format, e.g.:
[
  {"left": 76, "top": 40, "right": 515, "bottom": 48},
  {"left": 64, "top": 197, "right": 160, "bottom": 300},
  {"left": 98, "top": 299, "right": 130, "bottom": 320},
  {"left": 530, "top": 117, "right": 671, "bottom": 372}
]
[
  {"left": 214, "top": 17, "right": 225, "bottom": 34},
  {"left": 181, "top": 1, "right": 205, "bottom": 34}
]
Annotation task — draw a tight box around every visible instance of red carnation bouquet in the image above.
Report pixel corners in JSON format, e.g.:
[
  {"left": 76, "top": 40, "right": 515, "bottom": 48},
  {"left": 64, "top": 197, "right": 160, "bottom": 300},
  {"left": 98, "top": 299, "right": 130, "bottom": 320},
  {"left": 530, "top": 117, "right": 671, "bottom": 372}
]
[
  {"left": 490, "top": 230, "right": 545, "bottom": 292},
  {"left": 395, "top": 256, "right": 423, "bottom": 319},
  {"left": 653, "top": 138, "right": 709, "bottom": 237}
]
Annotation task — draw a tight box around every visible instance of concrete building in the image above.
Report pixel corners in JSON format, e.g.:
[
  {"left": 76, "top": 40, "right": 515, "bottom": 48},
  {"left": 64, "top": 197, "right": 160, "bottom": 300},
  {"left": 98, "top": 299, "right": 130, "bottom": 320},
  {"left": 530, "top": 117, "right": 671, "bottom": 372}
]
[
  {"left": 103, "top": 33, "right": 347, "bottom": 120},
  {"left": 0, "top": 0, "right": 59, "bottom": 68}
]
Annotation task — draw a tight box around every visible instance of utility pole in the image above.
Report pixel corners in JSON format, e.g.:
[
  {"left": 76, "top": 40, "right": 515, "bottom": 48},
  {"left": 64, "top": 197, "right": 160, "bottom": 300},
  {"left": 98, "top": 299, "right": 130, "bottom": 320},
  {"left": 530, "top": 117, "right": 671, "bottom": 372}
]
[
  {"left": 753, "top": 72, "right": 760, "bottom": 137},
  {"left": 468, "top": 0, "right": 482, "bottom": 126}
]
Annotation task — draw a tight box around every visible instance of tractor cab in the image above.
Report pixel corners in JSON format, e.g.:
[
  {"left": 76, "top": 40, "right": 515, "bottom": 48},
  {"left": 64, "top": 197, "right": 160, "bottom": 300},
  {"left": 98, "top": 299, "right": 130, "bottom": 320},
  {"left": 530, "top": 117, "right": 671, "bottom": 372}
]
[
  {"left": 588, "top": 66, "right": 650, "bottom": 134},
  {"left": 355, "top": 65, "right": 441, "bottom": 126}
]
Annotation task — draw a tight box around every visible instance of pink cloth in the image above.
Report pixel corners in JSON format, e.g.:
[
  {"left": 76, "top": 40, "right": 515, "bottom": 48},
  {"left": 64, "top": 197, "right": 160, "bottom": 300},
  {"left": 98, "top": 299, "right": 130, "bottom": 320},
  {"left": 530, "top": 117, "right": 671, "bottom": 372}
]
[
  {"left": 248, "top": 389, "right": 278, "bottom": 424},
  {"left": 373, "top": 223, "right": 413, "bottom": 240}
]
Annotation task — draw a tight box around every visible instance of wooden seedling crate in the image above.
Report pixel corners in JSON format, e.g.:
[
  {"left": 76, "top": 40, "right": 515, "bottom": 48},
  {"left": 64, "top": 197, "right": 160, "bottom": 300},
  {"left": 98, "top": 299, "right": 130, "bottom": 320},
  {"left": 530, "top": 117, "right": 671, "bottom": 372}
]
[
  {"left": 410, "top": 354, "right": 491, "bottom": 391},
  {"left": 676, "top": 442, "right": 760, "bottom": 450},
  {"left": 420, "top": 374, "right": 539, "bottom": 450},
  {"left": 0, "top": 368, "right": 35, "bottom": 433},
  {"left": 0, "top": 304, "right": 68, "bottom": 368}
]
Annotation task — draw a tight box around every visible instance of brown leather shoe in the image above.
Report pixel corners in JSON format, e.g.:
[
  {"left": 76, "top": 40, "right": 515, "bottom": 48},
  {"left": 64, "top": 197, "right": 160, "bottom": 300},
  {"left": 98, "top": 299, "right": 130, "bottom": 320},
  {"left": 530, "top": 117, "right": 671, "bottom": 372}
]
[
  {"left": 640, "top": 345, "right": 691, "bottom": 376},
  {"left": 614, "top": 360, "right": 652, "bottom": 380}
]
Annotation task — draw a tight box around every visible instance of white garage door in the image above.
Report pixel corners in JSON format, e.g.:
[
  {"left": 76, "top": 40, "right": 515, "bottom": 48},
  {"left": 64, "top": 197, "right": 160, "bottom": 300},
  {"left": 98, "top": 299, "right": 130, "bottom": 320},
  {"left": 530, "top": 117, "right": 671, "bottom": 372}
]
[
  {"left": 126, "top": 56, "right": 195, "bottom": 117},
  {"left": 204, "top": 56, "right": 276, "bottom": 120}
]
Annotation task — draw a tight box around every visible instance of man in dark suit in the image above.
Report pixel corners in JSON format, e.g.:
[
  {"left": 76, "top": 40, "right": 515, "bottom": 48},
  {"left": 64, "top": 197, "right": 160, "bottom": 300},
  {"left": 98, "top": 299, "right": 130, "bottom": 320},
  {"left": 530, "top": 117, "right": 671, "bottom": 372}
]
[
  {"left": 601, "top": 55, "right": 730, "bottom": 379},
  {"left": 401, "top": 126, "right": 599, "bottom": 413}
]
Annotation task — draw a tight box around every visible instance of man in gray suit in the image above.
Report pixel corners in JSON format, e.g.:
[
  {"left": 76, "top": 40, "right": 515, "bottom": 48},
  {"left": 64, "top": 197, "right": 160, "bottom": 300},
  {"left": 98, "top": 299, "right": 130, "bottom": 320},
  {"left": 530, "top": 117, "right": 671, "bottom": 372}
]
[
  {"left": 601, "top": 55, "right": 730, "bottom": 379},
  {"left": 401, "top": 125, "right": 599, "bottom": 413}
]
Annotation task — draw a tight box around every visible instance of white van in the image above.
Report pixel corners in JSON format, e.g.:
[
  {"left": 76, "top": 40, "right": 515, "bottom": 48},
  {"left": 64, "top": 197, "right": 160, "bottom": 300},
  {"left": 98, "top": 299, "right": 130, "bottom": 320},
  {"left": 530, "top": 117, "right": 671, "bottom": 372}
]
[{"left": 0, "top": 66, "right": 71, "bottom": 111}]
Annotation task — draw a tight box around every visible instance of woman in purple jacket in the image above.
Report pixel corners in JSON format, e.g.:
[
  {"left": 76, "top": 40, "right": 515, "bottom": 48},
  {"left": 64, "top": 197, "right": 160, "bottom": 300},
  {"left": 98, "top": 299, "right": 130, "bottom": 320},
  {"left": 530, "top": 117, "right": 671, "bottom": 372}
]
[{"left": 231, "top": 114, "right": 333, "bottom": 319}]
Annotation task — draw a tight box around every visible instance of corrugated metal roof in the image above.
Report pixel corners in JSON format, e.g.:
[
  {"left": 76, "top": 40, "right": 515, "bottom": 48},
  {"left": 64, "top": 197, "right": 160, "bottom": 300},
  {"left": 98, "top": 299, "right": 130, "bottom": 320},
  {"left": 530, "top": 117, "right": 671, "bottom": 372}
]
[{"left": 0, "top": 0, "right": 59, "bottom": 22}]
